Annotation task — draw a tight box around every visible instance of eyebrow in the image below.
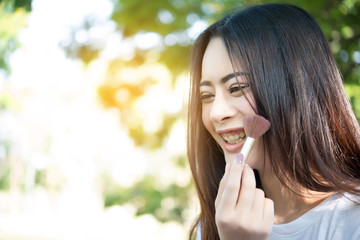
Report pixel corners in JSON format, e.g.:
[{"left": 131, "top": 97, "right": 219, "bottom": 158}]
[{"left": 199, "top": 72, "right": 248, "bottom": 86}]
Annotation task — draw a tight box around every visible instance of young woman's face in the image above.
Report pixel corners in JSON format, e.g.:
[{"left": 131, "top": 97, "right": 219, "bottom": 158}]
[{"left": 200, "top": 37, "right": 264, "bottom": 169}]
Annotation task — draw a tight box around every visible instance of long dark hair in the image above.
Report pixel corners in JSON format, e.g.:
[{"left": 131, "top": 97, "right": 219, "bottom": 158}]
[{"left": 187, "top": 3, "right": 360, "bottom": 240}]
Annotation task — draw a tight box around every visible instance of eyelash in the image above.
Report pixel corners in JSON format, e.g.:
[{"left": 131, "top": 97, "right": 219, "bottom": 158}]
[
  {"left": 201, "top": 93, "right": 214, "bottom": 100},
  {"left": 229, "top": 83, "right": 249, "bottom": 93},
  {"left": 200, "top": 83, "right": 249, "bottom": 101}
]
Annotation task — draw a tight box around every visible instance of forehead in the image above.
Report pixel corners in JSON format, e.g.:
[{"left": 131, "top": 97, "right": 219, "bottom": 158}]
[{"left": 201, "top": 37, "right": 236, "bottom": 82}]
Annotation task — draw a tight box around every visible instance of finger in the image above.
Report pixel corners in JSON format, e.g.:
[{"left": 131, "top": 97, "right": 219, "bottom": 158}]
[
  {"left": 218, "top": 154, "right": 245, "bottom": 209},
  {"left": 236, "top": 164, "right": 256, "bottom": 212},
  {"left": 215, "top": 163, "right": 231, "bottom": 208},
  {"left": 262, "top": 198, "right": 274, "bottom": 234},
  {"left": 251, "top": 188, "right": 265, "bottom": 220},
  {"left": 263, "top": 198, "right": 274, "bottom": 224}
]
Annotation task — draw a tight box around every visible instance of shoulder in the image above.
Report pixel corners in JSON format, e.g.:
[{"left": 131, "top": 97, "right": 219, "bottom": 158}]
[
  {"left": 269, "top": 192, "right": 360, "bottom": 239},
  {"left": 317, "top": 192, "right": 360, "bottom": 239},
  {"left": 329, "top": 192, "right": 360, "bottom": 214},
  {"left": 314, "top": 192, "right": 360, "bottom": 221}
]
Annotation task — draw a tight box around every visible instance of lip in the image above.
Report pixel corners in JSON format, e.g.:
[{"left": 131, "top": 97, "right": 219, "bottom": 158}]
[
  {"left": 216, "top": 127, "right": 244, "bottom": 134},
  {"left": 216, "top": 127, "right": 246, "bottom": 153},
  {"left": 222, "top": 137, "right": 246, "bottom": 152}
]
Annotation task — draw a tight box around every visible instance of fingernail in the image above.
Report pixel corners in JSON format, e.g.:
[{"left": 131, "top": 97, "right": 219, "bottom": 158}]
[{"left": 235, "top": 153, "right": 244, "bottom": 164}]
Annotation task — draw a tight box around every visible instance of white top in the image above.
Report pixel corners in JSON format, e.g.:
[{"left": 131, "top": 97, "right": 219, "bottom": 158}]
[
  {"left": 196, "top": 192, "right": 360, "bottom": 240},
  {"left": 268, "top": 192, "right": 360, "bottom": 240}
]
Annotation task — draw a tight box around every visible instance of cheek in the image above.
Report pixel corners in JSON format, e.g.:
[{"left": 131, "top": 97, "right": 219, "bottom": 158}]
[
  {"left": 201, "top": 104, "right": 211, "bottom": 131},
  {"left": 246, "top": 138, "right": 265, "bottom": 170},
  {"left": 234, "top": 96, "right": 256, "bottom": 116}
]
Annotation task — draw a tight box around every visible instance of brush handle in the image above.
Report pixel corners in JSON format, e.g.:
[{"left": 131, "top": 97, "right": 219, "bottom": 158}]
[{"left": 240, "top": 137, "right": 255, "bottom": 162}]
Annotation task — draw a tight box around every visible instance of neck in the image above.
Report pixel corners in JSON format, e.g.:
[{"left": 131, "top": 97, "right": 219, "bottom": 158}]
[{"left": 260, "top": 171, "right": 332, "bottom": 224}]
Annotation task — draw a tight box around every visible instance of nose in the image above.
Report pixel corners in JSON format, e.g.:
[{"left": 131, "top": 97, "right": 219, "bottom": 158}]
[{"left": 209, "top": 92, "right": 237, "bottom": 123}]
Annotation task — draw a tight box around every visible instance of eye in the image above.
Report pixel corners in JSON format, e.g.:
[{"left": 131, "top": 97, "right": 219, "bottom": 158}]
[
  {"left": 229, "top": 83, "right": 249, "bottom": 93},
  {"left": 200, "top": 92, "right": 214, "bottom": 102}
]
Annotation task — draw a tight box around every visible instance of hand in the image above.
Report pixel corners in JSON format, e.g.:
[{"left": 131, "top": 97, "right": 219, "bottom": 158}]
[{"left": 215, "top": 154, "right": 274, "bottom": 240}]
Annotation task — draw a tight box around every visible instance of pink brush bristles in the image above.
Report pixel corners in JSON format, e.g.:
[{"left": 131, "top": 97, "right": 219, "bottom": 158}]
[
  {"left": 239, "top": 115, "right": 271, "bottom": 162},
  {"left": 244, "top": 115, "right": 271, "bottom": 139}
]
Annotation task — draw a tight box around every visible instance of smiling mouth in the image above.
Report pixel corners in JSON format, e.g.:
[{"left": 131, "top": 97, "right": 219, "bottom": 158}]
[{"left": 220, "top": 131, "right": 246, "bottom": 144}]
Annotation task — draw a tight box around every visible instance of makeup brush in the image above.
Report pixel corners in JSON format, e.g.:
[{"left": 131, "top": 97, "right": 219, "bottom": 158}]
[{"left": 240, "top": 115, "right": 271, "bottom": 162}]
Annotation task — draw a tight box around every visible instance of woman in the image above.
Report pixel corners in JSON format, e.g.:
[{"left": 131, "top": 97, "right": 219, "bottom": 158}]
[{"left": 187, "top": 3, "right": 360, "bottom": 240}]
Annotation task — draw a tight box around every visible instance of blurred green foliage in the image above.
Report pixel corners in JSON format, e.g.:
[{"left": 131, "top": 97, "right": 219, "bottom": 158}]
[
  {"left": 0, "top": 0, "right": 31, "bottom": 193},
  {"left": 34, "top": 169, "right": 47, "bottom": 187},
  {"left": 0, "top": 137, "right": 12, "bottom": 191},
  {"left": 0, "top": 0, "right": 32, "bottom": 11},
  {"left": 101, "top": 172, "right": 193, "bottom": 223},
  {"left": 0, "top": 0, "right": 31, "bottom": 73},
  {"left": 99, "top": 155, "right": 193, "bottom": 224},
  {"left": 0, "top": 165, "right": 11, "bottom": 190}
]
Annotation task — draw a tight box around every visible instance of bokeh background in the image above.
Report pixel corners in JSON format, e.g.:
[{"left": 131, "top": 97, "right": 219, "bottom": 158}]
[{"left": 0, "top": 0, "right": 359, "bottom": 239}]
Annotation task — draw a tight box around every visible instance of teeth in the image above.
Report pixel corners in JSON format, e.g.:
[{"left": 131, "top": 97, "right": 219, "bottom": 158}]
[{"left": 222, "top": 134, "right": 246, "bottom": 144}]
